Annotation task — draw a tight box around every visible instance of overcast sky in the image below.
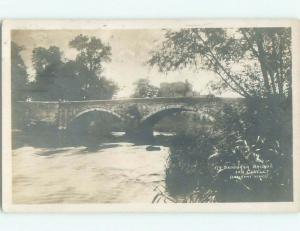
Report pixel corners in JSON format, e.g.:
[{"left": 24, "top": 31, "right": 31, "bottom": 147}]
[{"left": 12, "top": 29, "right": 239, "bottom": 98}]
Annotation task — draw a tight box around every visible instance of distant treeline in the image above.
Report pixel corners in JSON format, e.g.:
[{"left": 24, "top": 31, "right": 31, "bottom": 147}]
[{"left": 132, "top": 78, "right": 200, "bottom": 98}]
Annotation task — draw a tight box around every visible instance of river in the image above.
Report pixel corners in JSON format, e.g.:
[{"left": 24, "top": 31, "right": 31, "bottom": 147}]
[{"left": 12, "top": 142, "right": 170, "bottom": 204}]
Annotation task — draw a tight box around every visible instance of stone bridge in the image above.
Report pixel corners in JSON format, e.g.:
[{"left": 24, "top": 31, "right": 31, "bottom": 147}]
[{"left": 17, "top": 96, "right": 242, "bottom": 137}]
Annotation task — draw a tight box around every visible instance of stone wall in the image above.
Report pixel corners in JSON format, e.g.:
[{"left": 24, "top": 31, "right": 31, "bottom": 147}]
[{"left": 17, "top": 97, "right": 244, "bottom": 129}]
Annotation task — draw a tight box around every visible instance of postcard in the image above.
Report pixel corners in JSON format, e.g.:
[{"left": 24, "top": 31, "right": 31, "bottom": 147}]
[{"left": 2, "top": 19, "right": 300, "bottom": 212}]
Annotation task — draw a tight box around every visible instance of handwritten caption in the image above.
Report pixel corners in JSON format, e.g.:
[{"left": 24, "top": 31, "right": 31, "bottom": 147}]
[{"left": 214, "top": 163, "right": 273, "bottom": 180}]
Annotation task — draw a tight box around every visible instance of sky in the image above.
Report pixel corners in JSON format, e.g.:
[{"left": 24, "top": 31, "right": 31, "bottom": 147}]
[{"left": 12, "top": 29, "right": 239, "bottom": 98}]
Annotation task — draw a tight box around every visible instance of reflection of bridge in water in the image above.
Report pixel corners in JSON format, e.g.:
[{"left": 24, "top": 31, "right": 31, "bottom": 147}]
[{"left": 18, "top": 96, "right": 242, "bottom": 138}]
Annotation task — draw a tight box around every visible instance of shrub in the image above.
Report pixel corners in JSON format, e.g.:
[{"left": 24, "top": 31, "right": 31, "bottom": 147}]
[
  {"left": 164, "top": 127, "right": 217, "bottom": 199},
  {"left": 158, "top": 97, "right": 293, "bottom": 203}
]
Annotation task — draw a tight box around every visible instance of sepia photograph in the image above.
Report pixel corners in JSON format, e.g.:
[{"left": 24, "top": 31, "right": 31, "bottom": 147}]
[{"left": 2, "top": 19, "right": 300, "bottom": 212}]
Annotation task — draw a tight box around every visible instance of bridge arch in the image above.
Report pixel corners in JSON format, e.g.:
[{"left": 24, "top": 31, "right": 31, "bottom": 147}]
[
  {"left": 141, "top": 107, "right": 193, "bottom": 126},
  {"left": 67, "top": 107, "right": 124, "bottom": 129},
  {"left": 133, "top": 106, "right": 215, "bottom": 139},
  {"left": 140, "top": 106, "right": 214, "bottom": 127}
]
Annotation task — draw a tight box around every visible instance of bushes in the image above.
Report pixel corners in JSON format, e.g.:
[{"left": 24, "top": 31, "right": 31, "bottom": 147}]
[
  {"left": 165, "top": 128, "right": 216, "bottom": 198},
  {"left": 159, "top": 97, "right": 293, "bottom": 203}
]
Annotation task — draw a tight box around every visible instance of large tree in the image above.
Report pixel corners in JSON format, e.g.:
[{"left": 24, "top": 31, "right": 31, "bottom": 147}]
[
  {"left": 32, "top": 46, "right": 62, "bottom": 85},
  {"left": 148, "top": 28, "right": 291, "bottom": 98},
  {"left": 11, "top": 42, "right": 28, "bottom": 101},
  {"left": 30, "top": 35, "right": 118, "bottom": 101},
  {"left": 30, "top": 46, "right": 64, "bottom": 100},
  {"left": 69, "top": 34, "right": 118, "bottom": 100}
]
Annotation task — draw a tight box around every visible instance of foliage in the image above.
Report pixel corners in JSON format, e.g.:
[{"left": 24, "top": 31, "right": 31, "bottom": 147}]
[
  {"left": 32, "top": 46, "right": 62, "bottom": 83},
  {"left": 158, "top": 80, "right": 193, "bottom": 97},
  {"left": 11, "top": 42, "right": 29, "bottom": 128},
  {"left": 69, "top": 34, "right": 118, "bottom": 100},
  {"left": 156, "top": 98, "right": 293, "bottom": 203},
  {"left": 164, "top": 127, "right": 217, "bottom": 198},
  {"left": 51, "top": 60, "right": 84, "bottom": 100},
  {"left": 30, "top": 46, "right": 65, "bottom": 100},
  {"left": 213, "top": 97, "right": 292, "bottom": 153},
  {"left": 69, "top": 35, "right": 118, "bottom": 100},
  {"left": 213, "top": 98, "right": 293, "bottom": 201},
  {"left": 132, "top": 78, "right": 159, "bottom": 98},
  {"left": 28, "top": 34, "right": 118, "bottom": 101},
  {"left": 11, "top": 42, "right": 28, "bottom": 102},
  {"left": 149, "top": 28, "right": 291, "bottom": 98},
  {"left": 69, "top": 34, "right": 111, "bottom": 74},
  {"left": 132, "top": 78, "right": 197, "bottom": 98}
]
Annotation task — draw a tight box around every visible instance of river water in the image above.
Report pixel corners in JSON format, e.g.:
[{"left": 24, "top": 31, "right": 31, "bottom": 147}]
[{"left": 12, "top": 142, "right": 170, "bottom": 204}]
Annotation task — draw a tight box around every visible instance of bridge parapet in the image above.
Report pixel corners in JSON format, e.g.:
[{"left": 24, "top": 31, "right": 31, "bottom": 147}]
[
  {"left": 16, "top": 101, "right": 60, "bottom": 126},
  {"left": 17, "top": 97, "right": 244, "bottom": 130}
]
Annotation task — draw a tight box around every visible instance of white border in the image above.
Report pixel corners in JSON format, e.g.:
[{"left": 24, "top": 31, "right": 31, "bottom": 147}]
[{"left": 2, "top": 19, "right": 300, "bottom": 212}]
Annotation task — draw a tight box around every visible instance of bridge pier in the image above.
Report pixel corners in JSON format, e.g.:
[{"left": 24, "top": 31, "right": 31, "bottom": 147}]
[{"left": 125, "top": 126, "right": 155, "bottom": 143}]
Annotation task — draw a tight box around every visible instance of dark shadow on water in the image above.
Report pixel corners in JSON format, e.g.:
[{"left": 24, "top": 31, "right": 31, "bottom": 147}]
[
  {"left": 83, "top": 143, "right": 122, "bottom": 153},
  {"left": 12, "top": 124, "right": 174, "bottom": 152},
  {"left": 36, "top": 143, "right": 128, "bottom": 157},
  {"left": 36, "top": 149, "right": 69, "bottom": 156},
  {"left": 146, "top": 145, "right": 161, "bottom": 151},
  {"left": 34, "top": 143, "right": 126, "bottom": 157}
]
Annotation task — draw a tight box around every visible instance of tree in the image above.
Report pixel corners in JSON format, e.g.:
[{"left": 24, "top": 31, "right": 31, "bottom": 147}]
[
  {"left": 132, "top": 78, "right": 159, "bottom": 98},
  {"left": 32, "top": 46, "right": 62, "bottom": 85},
  {"left": 30, "top": 35, "right": 118, "bottom": 101},
  {"left": 52, "top": 60, "right": 84, "bottom": 100},
  {"left": 31, "top": 46, "right": 63, "bottom": 100},
  {"left": 31, "top": 47, "right": 83, "bottom": 100},
  {"left": 84, "top": 75, "right": 119, "bottom": 100},
  {"left": 148, "top": 28, "right": 291, "bottom": 98},
  {"left": 11, "top": 42, "right": 28, "bottom": 101},
  {"left": 69, "top": 34, "right": 118, "bottom": 100},
  {"left": 159, "top": 80, "right": 193, "bottom": 97},
  {"left": 69, "top": 34, "right": 111, "bottom": 74}
]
